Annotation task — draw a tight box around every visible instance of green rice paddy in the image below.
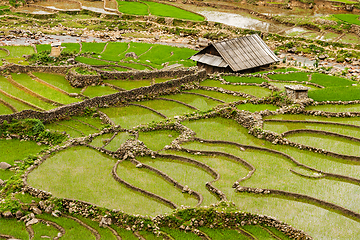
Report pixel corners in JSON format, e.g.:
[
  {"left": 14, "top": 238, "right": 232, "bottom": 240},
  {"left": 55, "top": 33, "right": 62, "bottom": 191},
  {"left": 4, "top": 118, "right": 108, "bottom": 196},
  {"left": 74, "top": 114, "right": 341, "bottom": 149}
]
[
  {"left": 0, "top": 139, "right": 45, "bottom": 165},
  {"left": 161, "top": 93, "right": 220, "bottom": 111},
  {"left": 82, "top": 85, "right": 119, "bottom": 98},
  {"left": 3, "top": 44, "right": 360, "bottom": 240},
  {"left": 136, "top": 99, "right": 195, "bottom": 117},
  {"left": 11, "top": 73, "right": 79, "bottom": 105},
  {"left": 100, "top": 105, "right": 164, "bottom": 128},
  {"left": 305, "top": 103, "right": 360, "bottom": 112},
  {"left": 28, "top": 146, "right": 172, "bottom": 216},
  {"left": 0, "top": 76, "right": 55, "bottom": 110},
  {"left": 236, "top": 103, "right": 279, "bottom": 112},
  {"left": 32, "top": 72, "right": 82, "bottom": 94},
  {"left": 117, "top": 0, "right": 149, "bottom": 15},
  {"left": 200, "top": 79, "right": 272, "bottom": 98}
]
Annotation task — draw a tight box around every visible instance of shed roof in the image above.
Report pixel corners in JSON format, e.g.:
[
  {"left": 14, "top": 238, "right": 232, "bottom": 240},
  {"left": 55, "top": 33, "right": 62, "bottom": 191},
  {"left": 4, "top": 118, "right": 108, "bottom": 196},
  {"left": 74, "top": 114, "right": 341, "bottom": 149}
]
[
  {"left": 190, "top": 53, "right": 228, "bottom": 68},
  {"left": 190, "top": 34, "right": 279, "bottom": 72},
  {"left": 284, "top": 85, "right": 310, "bottom": 91},
  {"left": 51, "top": 42, "right": 61, "bottom": 47}
]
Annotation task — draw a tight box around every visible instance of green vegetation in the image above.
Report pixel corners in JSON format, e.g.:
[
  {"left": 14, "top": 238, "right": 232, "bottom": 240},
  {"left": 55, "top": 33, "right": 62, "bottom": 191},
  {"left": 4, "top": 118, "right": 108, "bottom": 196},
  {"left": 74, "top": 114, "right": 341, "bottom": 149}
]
[
  {"left": 74, "top": 56, "right": 115, "bottom": 66},
  {"left": 117, "top": 0, "right": 149, "bottom": 15},
  {"left": 199, "top": 227, "right": 248, "bottom": 239},
  {"left": 310, "top": 73, "right": 355, "bottom": 87},
  {"left": 1, "top": 118, "right": 66, "bottom": 145},
  {"left": 268, "top": 72, "right": 310, "bottom": 82},
  {"left": 0, "top": 102, "right": 13, "bottom": 115},
  {"left": 137, "top": 99, "right": 194, "bottom": 117},
  {"left": 104, "top": 132, "right": 133, "bottom": 151},
  {"left": 334, "top": 14, "right": 360, "bottom": 26},
  {"left": 0, "top": 218, "right": 29, "bottom": 239},
  {"left": 82, "top": 85, "right": 118, "bottom": 98},
  {"left": 198, "top": 81, "right": 272, "bottom": 98},
  {"left": 37, "top": 214, "right": 95, "bottom": 239},
  {"left": 81, "top": 42, "right": 106, "bottom": 54},
  {"left": 162, "top": 93, "right": 220, "bottom": 111},
  {"left": 222, "top": 76, "right": 267, "bottom": 83},
  {"left": 11, "top": 73, "right": 80, "bottom": 105},
  {"left": 161, "top": 228, "right": 201, "bottom": 239},
  {"left": 73, "top": 67, "right": 98, "bottom": 75},
  {"left": 100, "top": 105, "right": 164, "bottom": 128},
  {"left": 143, "top": 1, "right": 204, "bottom": 21},
  {"left": 139, "top": 155, "right": 218, "bottom": 206},
  {"left": 305, "top": 103, "right": 360, "bottom": 112},
  {"left": 33, "top": 72, "right": 82, "bottom": 94},
  {"left": 0, "top": 139, "right": 44, "bottom": 165},
  {"left": 28, "top": 146, "right": 173, "bottom": 216},
  {"left": 138, "top": 129, "right": 179, "bottom": 150},
  {"left": 104, "top": 79, "right": 150, "bottom": 90},
  {"left": 62, "top": 43, "right": 80, "bottom": 53},
  {"left": 236, "top": 103, "right": 279, "bottom": 112},
  {"left": 32, "top": 221, "right": 59, "bottom": 240}
]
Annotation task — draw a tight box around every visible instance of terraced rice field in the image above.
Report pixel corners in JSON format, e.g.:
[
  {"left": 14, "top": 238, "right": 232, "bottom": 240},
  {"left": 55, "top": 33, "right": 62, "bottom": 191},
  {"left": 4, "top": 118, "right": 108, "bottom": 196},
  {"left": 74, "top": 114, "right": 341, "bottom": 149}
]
[
  {"left": 3, "top": 53, "right": 360, "bottom": 239},
  {"left": 116, "top": 0, "right": 204, "bottom": 21},
  {"left": 74, "top": 41, "right": 197, "bottom": 70}
]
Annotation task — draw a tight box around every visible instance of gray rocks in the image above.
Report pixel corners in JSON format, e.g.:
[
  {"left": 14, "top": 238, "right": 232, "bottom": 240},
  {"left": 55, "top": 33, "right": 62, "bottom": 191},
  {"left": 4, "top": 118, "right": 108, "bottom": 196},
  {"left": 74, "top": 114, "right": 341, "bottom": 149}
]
[
  {"left": 15, "top": 210, "right": 23, "bottom": 219},
  {"left": 99, "top": 216, "right": 112, "bottom": 227},
  {"left": 26, "top": 218, "right": 39, "bottom": 227},
  {"left": 31, "top": 207, "right": 42, "bottom": 215},
  {"left": 3, "top": 211, "right": 13, "bottom": 218},
  {"left": 0, "top": 162, "right": 11, "bottom": 169},
  {"left": 125, "top": 52, "right": 138, "bottom": 59}
]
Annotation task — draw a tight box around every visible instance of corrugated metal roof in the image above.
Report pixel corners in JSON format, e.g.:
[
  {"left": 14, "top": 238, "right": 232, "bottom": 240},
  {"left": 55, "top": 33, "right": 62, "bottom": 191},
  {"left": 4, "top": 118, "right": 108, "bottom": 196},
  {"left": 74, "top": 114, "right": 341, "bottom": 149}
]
[
  {"left": 190, "top": 53, "right": 228, "bottom": 68},
  {"left": 190, "top": 34, "right": 279, "bottom": 72},
  {"left": 213, "top": 34, "right": 279, "bottom": 72}
]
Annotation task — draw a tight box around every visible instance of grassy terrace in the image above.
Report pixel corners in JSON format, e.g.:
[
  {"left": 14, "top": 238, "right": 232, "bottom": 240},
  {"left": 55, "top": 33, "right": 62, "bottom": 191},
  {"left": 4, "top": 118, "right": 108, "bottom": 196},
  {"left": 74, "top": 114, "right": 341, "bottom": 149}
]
[
  {"left": 162, "top": 93, "right": 220, "bottom": 111},
  {"left": 185, "top": 89, "right": 246, "bottom": 102},
  {"left": 62, "top": 42, "right": 197, "bottom": 71},
  {"left": 11, "top": 73, "right": 80, "bottom": 105},
  {"left": 80, "top": 42, "right": 106, "bottom": 54},
  {"left": 116, "top": 0, "right": 204, "bottom": 21},
  {"left": 181, "top": 117, "right": 360, "bottom": 239},
  {"left": 268, "top": 72, "right": 360, "bottom": 101},
  {"left": 33, "top": 72, "right": 82, "bottom": 94},
  {"left": 334, "top": 14, "right": 360, "bottom": 26},
  {"left": 0, "top": 76, "right": 54, "bottom": 111},
  {"left": 82, "top": 85, "right": 119, "bottom": 98},
  {"left": 136, "top": 99, "right": 195, "bottom": 117},
  {"left": 3, "top": 41, "right": 360, "bottom": 239},
  {"left": 104, "top": 80, "right": 151, "bottom": 90},
  {"left": 100, "top": 105, "right": 164, "bottom": 128},
  {"left": 305, "top": 103, "right": 360, "bottom": 112},
  {"left": 28, "top": 146, "right": 172, "bottom": 216},
  {"left": 200, "top": 79, "right": 272, "bottom": 98}
]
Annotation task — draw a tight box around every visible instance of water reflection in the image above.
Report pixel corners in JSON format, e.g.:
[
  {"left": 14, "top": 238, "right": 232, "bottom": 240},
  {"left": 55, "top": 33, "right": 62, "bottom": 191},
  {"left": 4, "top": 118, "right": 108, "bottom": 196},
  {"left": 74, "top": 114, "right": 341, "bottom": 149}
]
[{"left": 199, "top": 10, "right": 284, "bottom": 33}]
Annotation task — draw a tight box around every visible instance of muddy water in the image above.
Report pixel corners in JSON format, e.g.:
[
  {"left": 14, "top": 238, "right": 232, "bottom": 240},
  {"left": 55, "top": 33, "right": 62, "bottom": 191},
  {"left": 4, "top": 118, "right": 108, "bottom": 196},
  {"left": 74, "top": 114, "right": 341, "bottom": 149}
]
[
  {"left": 198, "top": 10, "right": 307, "bottom": 34},
  {"left": 36, "top": 1, "right": 81, "bottom": 11}
]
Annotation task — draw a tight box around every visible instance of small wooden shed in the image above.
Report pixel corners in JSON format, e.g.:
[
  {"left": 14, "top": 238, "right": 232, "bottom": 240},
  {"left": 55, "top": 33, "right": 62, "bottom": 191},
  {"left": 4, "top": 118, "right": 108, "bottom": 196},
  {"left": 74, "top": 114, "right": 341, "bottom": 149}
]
[
  {"left": 190, "top": 34, "right": 279, "bottom": 73},
  {"left": 284, "top": 85, "right": 310, "bottom": 100},
  {"left": 50, "top": 42, "right": 61, "bottom": 57}
]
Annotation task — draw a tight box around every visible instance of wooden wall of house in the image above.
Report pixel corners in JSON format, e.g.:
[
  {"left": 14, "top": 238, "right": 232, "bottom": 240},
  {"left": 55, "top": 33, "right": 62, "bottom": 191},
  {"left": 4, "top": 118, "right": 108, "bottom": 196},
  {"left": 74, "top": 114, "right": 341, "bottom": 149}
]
[{"left": 203, "top": 45, "right": 221, "bottom": 57}]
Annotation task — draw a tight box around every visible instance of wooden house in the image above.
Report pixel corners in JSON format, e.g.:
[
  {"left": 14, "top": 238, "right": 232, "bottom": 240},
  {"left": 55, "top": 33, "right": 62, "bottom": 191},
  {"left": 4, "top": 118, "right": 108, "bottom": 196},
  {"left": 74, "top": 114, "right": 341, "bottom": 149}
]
[{"left": 190, "top": 34, "right": 279, "bottom": 73}]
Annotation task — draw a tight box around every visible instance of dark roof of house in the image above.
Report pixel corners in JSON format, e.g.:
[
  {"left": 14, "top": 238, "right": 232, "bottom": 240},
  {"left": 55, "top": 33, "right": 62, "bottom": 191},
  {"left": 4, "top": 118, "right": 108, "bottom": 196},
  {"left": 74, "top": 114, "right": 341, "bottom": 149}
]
[{"left": 190, "top": 34, "right": 279, "bottom": 72}]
